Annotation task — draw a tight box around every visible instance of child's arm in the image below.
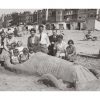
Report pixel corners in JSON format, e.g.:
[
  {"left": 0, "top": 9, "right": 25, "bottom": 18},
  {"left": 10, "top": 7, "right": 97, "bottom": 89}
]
[{"left": 69, "top": 46, "right": 76, "bottom": 56}]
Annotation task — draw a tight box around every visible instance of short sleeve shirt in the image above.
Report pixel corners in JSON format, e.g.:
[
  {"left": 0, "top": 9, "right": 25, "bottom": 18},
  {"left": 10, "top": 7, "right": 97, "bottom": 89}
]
[{"left": 66, "top": 46, "right": 76, "bottom": 54}]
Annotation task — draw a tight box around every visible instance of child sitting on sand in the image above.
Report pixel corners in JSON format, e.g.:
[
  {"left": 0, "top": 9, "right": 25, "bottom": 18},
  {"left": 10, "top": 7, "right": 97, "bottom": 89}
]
[
  {"left": 19, "top": 48, "right": 29, "bottom": 63},
  {"left": 65, "top": 40, "right": 77, "bottom": 62}
]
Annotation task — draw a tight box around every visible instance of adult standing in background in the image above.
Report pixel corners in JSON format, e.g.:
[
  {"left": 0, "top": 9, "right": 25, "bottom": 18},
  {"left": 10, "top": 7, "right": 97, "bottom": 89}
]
[
  {"left": 27, "top": 28, "right": 38, "bottom": 54},
  {"left": 35, "top": 25, "right": 50, "bottom": 54},
  {"left": 48, "top": 30, "right": 58, "bottom": 56}
]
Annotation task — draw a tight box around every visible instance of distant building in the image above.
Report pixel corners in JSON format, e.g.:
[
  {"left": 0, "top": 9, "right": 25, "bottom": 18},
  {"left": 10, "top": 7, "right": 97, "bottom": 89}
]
[
  {"left": 33, "top": 11, "right": 38, "bottom": 24},
  {"left": 0, "top": 15, "right": 4, "bottom": 28},
  {"left": 47, "top": 9, "right": 97, "bottom": 30},
  {"left": 96, "top": 9, "right": 100, "bottom": 21},
  {"left": 47, "top": 9, "right": 80, "bottom": 30},
  {"left": 20, "top": 11, "right": 31, "bottom": 25},
  {"left": 37, "top": 9, "right": 47, "bottom": 24},
  {"left": 2, "top": 14, "right": 12, "bottom": 28},
  {"left": 0, "top": 9, "right": 98, "bottom": 30},
  {"left": 77, "top": 9, "right": 97, "bottom": 30},
  {"left": 17, "top": 11, "right": 34, "bottom": 25},
  {"left": 18, "top": 13, "right": 25, "bottom": 24},
  {"left": 63, "top": 9, "right": 78, "bottom": 30},
  {"left": 48, "top": 9, "right": 56, "bottom": 23}
]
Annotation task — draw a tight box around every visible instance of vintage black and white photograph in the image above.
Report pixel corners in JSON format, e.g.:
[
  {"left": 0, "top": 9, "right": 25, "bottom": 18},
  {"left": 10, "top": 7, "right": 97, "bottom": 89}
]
[{"left": 0, "top": 9, "right": 100, "bottom": 91}]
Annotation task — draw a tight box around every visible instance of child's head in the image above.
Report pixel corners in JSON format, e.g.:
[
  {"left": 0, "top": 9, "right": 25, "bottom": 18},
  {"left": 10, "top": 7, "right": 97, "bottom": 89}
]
[
  {"left": 23, "top": 48, "right": 29, "bottom": 55},
  {"left": 57, "top": 35, "right": 63, "bottom": 43},
  {"left": 30, "top": 28, "right": 36, "bottom": 36},
  {"left": 38, "top": 24, "right": 44, "bottom": 33},
  {"left": 17, "top": 41, "right": 23, "bottom": 47},
  {"left": 52, "top": 30, "right": 57, "bottom": 36},
  {"left": 68, "top": 40, "right": 74, "bottom": 46},
  {"left": 13, "top": 49, "right": 19, "bottom": 56}
]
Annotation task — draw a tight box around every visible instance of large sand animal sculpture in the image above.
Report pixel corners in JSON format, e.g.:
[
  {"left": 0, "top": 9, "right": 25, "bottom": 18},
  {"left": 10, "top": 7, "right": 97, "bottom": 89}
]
[{"left": 3, "top": 52, "right": 100, "bottom": 90}]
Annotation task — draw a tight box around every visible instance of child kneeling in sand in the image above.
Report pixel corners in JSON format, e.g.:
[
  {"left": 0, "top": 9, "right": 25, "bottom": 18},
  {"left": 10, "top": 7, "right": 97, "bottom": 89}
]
[
  {"left": 65, "top": 40, "right": 77, "bottom": 62},
  {"left": 19, "top": 48, "right": 29, "bottom": 63}
]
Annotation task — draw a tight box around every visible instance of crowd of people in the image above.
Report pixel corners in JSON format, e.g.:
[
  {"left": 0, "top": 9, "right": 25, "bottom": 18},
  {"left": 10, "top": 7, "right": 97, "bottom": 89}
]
[
  {"left": 1, "top": 24, "right": 100, "bottom": 90},
  {"left": 0, "top": 24, "right": 77, "bottom": 65}
]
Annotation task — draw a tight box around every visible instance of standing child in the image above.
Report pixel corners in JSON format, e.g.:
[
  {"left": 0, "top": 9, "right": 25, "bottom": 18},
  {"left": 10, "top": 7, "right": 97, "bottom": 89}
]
[{"left": 65, "top": 40, "right": 77, "bottom": 62}]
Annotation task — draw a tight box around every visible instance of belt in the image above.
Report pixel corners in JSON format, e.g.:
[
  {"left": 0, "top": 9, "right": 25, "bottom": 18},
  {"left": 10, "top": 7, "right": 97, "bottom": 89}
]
[{"left": 40, "top": 44, "right": 47, "bottom": 46}]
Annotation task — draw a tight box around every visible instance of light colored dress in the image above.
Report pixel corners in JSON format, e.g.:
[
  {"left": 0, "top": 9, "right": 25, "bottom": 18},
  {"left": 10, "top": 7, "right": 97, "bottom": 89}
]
[{"left": 54, "top": 41, "right": 67, "bottom": 58}]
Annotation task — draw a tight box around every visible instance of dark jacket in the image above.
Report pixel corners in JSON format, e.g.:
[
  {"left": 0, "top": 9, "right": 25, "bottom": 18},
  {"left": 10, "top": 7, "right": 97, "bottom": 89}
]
[{"left": 48, "top": 35, "right": 58, "bottom": 56}]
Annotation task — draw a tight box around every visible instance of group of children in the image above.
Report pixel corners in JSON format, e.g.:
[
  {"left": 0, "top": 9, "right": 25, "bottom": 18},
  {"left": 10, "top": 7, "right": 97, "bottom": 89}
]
[
  {"left": 0, "top": 28, "right": 30, "bottom": 65},
  {"left": 10, "top": 41, "right": 29, "bottom": 64}
]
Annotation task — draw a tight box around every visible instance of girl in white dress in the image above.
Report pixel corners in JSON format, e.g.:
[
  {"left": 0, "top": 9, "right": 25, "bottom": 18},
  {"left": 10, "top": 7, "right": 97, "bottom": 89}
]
[{"left": 54, "top": 35, "right": 67, "bottom": 59}]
